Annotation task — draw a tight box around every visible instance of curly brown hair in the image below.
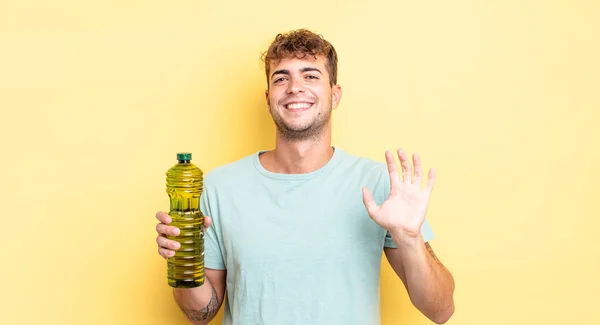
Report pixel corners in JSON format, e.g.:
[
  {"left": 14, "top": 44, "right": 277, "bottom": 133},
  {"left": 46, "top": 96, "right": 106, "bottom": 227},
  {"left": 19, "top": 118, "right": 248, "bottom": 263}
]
[{"left": 261, "top": 29, "right": 338, "bottom": 87}]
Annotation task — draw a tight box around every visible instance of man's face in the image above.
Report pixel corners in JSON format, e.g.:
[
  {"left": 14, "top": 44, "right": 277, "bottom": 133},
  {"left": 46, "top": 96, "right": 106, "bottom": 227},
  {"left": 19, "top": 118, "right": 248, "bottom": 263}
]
[{"left": 265, "top": 55, "right": 342, "bottom": 141}]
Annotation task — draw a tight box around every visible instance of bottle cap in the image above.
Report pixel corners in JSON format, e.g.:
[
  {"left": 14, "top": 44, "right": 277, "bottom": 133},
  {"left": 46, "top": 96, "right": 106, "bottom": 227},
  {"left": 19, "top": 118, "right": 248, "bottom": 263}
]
[{"left": 177, "top": 152, "right": 192, "bottom": 161}]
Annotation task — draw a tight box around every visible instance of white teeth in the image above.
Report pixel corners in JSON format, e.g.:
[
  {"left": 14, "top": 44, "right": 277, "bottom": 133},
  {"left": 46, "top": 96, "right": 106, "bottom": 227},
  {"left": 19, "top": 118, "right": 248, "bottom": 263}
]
[{"left": 286, "top": 102, "right": 312, "bottom": 110}]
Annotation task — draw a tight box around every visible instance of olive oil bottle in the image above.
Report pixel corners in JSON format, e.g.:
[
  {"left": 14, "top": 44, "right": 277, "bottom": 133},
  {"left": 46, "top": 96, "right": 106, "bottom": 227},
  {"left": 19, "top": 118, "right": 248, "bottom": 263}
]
[{"left": 165, "top": 152, "right": 204, "bottom": 288}]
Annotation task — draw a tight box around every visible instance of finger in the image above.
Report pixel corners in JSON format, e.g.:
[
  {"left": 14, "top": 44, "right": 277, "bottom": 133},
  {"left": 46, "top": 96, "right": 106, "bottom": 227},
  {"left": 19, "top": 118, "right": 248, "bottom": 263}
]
[
  {"left": 385, "top": 150, "right": 402, "bottom": 187},
  {"left": 155, "top": 211, "right": 172, "bottom": 224},
  {"left": 203, "top": 216, "right": 213, "bottom": 229},
  {"left": 362, "top": 187, "right": 379, "bottom": 217},
  {"left": 397, "top": 148, "right": 411, "bottom": 183},
  {"left": 156, "top": 235, "right": 181, "bottom": 250},
  {"left": 158, "top": 247, "right": 175, "bottom": 259},
  {"left": 426, "top": 168, "right": 436, "bottom": 194},
  {"left": 156, "top": 223, "right": 180, "bottom": 236},
  {"left": 413, "top": 153, "right": 422, "bottom": 186}
]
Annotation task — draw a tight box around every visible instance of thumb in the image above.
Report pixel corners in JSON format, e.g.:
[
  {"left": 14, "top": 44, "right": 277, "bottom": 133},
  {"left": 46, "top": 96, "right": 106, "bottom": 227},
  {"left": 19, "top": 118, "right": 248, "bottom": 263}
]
[
  {"left": 203, "top": 215, "right": 213, "bottom": 229},
  {"left": 362, "top": 187, "right": 378, "bottom": 217}
]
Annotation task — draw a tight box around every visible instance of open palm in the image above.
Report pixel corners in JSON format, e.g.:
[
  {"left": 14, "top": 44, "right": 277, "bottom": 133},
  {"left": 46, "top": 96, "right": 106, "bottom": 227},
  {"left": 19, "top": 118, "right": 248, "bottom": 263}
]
[{"left": 362, "top": 149, "right": 436, "bottom": 240}]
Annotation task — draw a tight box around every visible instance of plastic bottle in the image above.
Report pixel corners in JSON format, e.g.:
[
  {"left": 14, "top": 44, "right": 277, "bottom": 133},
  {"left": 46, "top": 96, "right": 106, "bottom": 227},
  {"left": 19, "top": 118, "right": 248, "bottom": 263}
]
[{"left": 165, "top": 152, "right": 205, "bottom": 288}]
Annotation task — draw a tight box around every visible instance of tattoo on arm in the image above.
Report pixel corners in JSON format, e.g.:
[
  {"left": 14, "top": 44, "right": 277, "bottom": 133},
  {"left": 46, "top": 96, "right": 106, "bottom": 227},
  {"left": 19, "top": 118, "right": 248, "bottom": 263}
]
[
  {"left": 425, "top": 243, "right": 440, "bottom": 262},
  {"left": 179, "top": 284, "right": 219, "bottom": 322}
]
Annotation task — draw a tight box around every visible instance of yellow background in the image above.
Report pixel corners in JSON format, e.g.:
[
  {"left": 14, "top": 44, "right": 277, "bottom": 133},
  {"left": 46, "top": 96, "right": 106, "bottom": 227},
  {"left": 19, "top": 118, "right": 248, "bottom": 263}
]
[{"left": 1, "top": 1, "right": 598, "bottom": 324}]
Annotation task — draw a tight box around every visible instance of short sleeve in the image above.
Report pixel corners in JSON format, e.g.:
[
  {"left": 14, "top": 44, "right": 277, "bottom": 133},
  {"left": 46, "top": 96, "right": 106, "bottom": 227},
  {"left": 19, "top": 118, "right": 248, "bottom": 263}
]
[{"left": 200, "top": 189, "right": 226, "bottom": 270}]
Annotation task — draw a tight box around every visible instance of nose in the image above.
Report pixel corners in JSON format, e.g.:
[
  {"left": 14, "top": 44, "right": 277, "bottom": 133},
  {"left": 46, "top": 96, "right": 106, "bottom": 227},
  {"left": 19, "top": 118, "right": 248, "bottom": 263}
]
[{"left": 286, "top": 76, "right": 305, "bottom": 94}]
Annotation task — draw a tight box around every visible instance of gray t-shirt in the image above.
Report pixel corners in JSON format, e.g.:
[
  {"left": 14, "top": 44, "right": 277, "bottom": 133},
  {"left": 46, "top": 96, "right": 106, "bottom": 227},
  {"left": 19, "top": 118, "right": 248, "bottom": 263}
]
[{"left": 200, "top": 147, "right": 435, "bottom": 325}]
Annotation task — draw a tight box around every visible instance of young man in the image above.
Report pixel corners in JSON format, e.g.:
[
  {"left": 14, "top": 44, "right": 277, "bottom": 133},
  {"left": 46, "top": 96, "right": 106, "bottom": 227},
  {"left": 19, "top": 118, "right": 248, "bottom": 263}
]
[{"left": 155, "top": 29, "right": 455, "bottom": 325}]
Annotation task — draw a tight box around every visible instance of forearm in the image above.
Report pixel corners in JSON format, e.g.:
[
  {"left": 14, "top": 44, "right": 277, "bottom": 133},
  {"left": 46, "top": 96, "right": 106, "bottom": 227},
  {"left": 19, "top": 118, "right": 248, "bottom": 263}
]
[
  {"left": 173, "top": 279, "right": 220, "bottom": 325},
  {"left": 392, "top": 234, "right": 455, "bottom": 324}
]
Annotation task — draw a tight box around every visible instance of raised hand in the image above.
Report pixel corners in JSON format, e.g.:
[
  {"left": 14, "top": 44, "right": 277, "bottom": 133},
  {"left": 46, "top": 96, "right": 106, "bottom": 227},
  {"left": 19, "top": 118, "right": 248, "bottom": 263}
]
[{"left": 362, "top": 148, "right": 435, "bottom": 242}]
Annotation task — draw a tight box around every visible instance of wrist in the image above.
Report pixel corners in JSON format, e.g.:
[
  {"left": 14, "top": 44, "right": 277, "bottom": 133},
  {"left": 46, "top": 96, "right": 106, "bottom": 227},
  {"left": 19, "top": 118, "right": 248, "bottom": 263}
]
[
  {"left": 173, "top": 280, "right": 213, "bottom": 309},
  {"left": 389, "top": 227, "right": 423, "bottom": 248}
]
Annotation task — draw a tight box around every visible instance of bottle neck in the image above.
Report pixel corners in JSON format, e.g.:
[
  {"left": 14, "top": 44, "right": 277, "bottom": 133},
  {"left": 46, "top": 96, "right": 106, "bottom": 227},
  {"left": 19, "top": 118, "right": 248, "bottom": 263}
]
[{"left": 178, "top": 160, "right": 190, "bottom": 164}]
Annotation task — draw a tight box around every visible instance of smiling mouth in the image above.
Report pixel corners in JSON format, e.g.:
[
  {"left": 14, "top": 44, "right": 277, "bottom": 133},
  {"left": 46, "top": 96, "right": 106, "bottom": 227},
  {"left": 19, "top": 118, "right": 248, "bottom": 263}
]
[{"left": 285, "top": 102, "right": 313, "bottom": 110}]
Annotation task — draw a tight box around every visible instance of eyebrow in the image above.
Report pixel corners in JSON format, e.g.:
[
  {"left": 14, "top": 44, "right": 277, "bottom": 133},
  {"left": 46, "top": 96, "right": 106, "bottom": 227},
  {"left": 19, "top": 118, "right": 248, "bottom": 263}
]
[{"left": 271, "top": 67, "right": 322, "bottom": 79}]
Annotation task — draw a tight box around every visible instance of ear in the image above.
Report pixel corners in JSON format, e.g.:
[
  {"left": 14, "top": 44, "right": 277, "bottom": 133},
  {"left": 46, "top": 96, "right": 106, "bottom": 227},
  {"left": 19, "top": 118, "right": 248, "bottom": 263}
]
[
  {"left": 265, "top": 89, "right": 270, "bottom": 107},
  {"left": 331, "top": 84, "right": 342, "bottom": 110}
]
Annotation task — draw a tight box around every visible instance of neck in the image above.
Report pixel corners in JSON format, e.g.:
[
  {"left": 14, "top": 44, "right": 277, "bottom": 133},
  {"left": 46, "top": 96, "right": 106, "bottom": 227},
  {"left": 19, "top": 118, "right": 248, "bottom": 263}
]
[{"left": 260, "top": 127, "right": 334, "bottom": 174}]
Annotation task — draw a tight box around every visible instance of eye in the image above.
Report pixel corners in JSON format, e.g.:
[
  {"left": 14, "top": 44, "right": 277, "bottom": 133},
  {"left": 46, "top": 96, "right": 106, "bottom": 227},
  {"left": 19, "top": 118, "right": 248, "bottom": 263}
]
[
  {"left": 306, "top": 75, "right": 319, "bottom": 80},
  {"left": 273, "top": 77, "right": 287, "bottom": 84}
]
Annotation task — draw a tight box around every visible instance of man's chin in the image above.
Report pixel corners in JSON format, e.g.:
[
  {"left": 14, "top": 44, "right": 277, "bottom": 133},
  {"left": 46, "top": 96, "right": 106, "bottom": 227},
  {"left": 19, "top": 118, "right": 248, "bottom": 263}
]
[
  {"left": 284, "top": 124, "right": 311, "bottom": 132},
  {"left": 277, "top": 123, "right": 331, "bottom": 141}
]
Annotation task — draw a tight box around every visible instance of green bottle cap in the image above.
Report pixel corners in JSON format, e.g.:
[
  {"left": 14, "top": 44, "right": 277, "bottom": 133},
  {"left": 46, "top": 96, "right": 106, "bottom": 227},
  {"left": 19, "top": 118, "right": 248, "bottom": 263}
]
[{"left": 177, "top": 152, "right": 192, "bottom": 161}]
